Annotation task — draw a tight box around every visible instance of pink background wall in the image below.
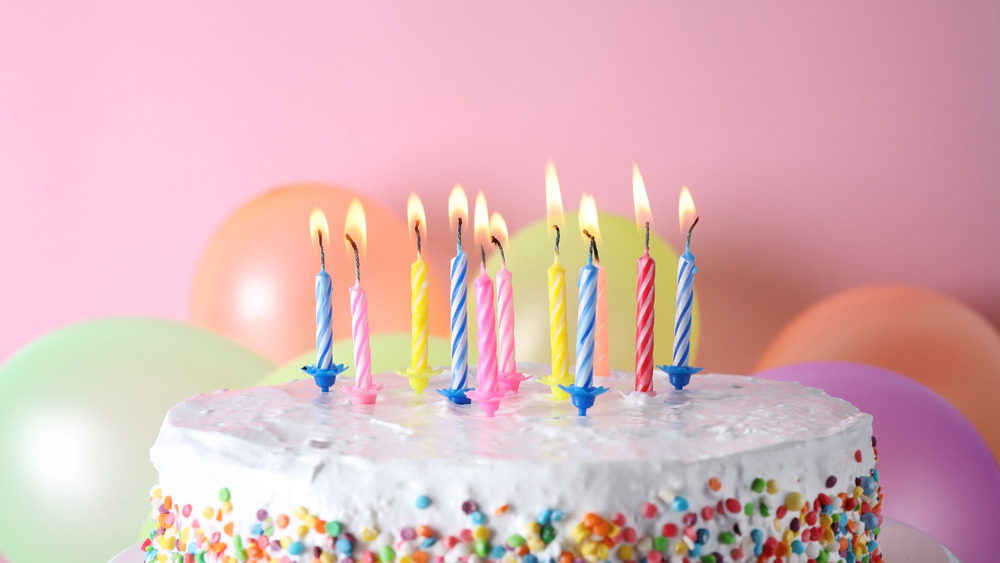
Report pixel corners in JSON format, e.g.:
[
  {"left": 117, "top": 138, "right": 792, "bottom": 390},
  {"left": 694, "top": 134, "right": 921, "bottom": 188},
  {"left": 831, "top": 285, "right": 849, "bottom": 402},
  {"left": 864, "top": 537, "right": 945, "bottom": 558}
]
[{"left": 1, "top": 1, "right": 997, "bottom": 374}]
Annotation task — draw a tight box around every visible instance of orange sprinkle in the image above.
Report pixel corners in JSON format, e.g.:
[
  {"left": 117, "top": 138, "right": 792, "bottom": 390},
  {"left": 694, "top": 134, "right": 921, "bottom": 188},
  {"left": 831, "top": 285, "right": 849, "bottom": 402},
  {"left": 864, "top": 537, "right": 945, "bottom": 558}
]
[
  {"left": 494, "top": 504, "right": 509, "bottom": 516},
  {"left": 211, "top": 543, "right": 227, "bottom": 555},
  {"left": 163, "top": 496, "right": 173, "bottom": 511},
  {"left": 413, "top": 551, "right": 430, "bottom": 563},
  {"left": 593, "top": 521, "right": 610, "bottom": 537},
  {"left": 215, "top": 509, "right": 223, "bottom": 522},
  {"left": 276, "top": 515, "right": 289, "bottom": 529},
  {"left": 224, "top": 522, "right": 234, "bottom": 537},
  {"left": 708, "top": 477, "right": 721, "bottom": 492},
  {"left": 157, "top": 514, "right": 168, "bottom": 528},
  {"left": 603, "top": 537, "right": 617, "bottom": 548},
  {"left": 846, "top": 520, "right": 857, "bottom": 533},
  {"left": 315, "top": 520, "right": 326, "bottom": 534},
  {"left": 417, "top": 525, "right": 434, "bottom": 538},
  {"left": 583, "top": 513, "right": 602, "bottom": 527},
  {"left": 559, "top": 552, "right": 574, "bottom": 563},
  {"left": 775, "top": 543, "right": 788, "bottom": 558},
  {"left": 517, "top": 546, "right": 530, "bottom": 556}
]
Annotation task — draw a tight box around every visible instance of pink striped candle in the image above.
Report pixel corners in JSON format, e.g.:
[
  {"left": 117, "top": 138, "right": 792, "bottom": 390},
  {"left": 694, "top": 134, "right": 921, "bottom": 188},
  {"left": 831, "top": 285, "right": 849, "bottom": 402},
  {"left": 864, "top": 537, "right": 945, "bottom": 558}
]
[
  {"left": 635, "top": 226, "right": 655, "bottom": 393},
  {"left": 349, "top": 281, "right": 372, "bottom": 391},
  {"left": 474, "top": 258, "right": 499, "bottom": 395}
]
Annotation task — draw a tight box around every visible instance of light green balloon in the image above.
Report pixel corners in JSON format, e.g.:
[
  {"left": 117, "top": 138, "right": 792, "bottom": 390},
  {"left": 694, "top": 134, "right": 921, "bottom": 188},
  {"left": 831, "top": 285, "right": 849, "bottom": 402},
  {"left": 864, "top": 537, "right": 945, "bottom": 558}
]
[
  {"left": 471, "top": 211, "right": 700, "bottom": 371},
  {"left": 254, "top": 331, "right": 451, "bottom": 387},
  {"left": 0, "top": 317, "right": 275, "bottom": 563}
]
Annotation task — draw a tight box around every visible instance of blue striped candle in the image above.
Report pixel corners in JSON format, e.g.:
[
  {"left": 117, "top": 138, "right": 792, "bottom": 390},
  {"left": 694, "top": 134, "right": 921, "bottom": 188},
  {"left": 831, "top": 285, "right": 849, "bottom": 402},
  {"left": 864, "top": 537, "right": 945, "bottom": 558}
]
[
  {"left": 314, "top": 267, "right": 333, "bottom": 370},
  {"left": 575, "top": 255, "right": 598, "bottom": 389},
  {"left": 449, "top": 246, "right": 469, "bottom": 391},
  {"left": 671, "top": 245, "right": 697, "bottom": 366}
]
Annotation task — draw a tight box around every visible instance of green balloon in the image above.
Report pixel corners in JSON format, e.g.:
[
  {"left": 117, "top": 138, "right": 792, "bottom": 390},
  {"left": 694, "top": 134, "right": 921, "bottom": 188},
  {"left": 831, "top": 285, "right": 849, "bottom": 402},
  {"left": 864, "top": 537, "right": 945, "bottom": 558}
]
[
  {"left": 472, "top": 211, "right": 700, "bottom": 371},
  {"left": 0, "top": 317, "right": 275, "bottom": 563},
  {"left": 254, "top": 331, "right": 451, "bottom": 387}
]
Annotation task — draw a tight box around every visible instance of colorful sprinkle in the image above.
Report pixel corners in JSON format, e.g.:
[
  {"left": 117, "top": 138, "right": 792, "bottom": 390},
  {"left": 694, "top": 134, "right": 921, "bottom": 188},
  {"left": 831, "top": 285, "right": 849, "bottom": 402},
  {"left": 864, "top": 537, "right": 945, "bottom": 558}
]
[{"left": 415, "top": 495, "right": 431, "bottom": 509}]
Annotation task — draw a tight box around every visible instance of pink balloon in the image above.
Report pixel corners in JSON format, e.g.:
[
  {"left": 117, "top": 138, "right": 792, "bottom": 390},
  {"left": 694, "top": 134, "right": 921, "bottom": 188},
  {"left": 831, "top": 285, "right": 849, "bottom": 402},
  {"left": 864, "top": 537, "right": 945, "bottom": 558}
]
[{"left": 754, "top": 361, "right": 999, "bottom": 563}]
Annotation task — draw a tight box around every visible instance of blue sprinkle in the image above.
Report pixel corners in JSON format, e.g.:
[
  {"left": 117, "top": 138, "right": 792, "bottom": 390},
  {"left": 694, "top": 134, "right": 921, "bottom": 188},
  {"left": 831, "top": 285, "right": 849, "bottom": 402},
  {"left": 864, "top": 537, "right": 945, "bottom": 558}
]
[
  {"left": 471, "top": 511, "right": 486, "bottom": 525},
  {"left": 251, "top": 523, "right": 263, "bottom": 536},
  {"left": 186, "top": 541, "right": 197, "bottom": 554},
  {"left": 336, "top": 538, "right": 353, "bottom": 554},
  {"left": 524, "top": 555, "right": 538, "bottom": 563},
  {"left": 491, "top": 547, "right": 506, "bottom": 559},
  {"left": 753, "top": 543, "right": 763, "bottom": 557},
  {"left": 672, "top": 497, "right": 689, "bottom": 511},
  {"left": 846, "top": 552, "right": 856, "bottom": 563},
  {"left": 415, "top": 495, "right": 431, "bottom": 509},
  {"left": 695, "top": 528, "right": 709, "bottom": 544},
  {"left": 873, "top": 468, "right": 880, "bottom": 482},
  {"left": 750, "top": 529, "right": 763, "bottom": 544},
  {"left": 551, "top": 509, "right": 566, "bottom": 522},
  {"left": 868, "top": 540, "right": 879, "bottom": 552},
  {"left": 688, "top": 543, "right": 701, "bottom": 557},
  {"left": 289, "top": 541, "right": 306, "bottom": 556},
  {"left": 791, "top": 540, "right": 804, "bottom": 555},
  {"left": 860, "top": 476, "right": 878, "bottom": 497},
  {"left": 537, "top": 509, "right": 553, "bottom": 525},
  {"left": 861, "top": 513, "right": 879, "bottom": 531},
  {"left": 421, "top": 537, "right": 436, "bottom": 549}
]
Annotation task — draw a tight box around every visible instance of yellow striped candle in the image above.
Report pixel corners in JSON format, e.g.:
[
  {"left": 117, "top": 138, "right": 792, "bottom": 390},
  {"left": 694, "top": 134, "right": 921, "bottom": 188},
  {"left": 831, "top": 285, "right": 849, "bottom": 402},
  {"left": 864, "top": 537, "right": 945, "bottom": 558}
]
[
  {"left": 539, "top": 161, "right": 573, "bottom": 399},
  {"left": 397, "top": 193, "right": 441, "bottom": 393}
]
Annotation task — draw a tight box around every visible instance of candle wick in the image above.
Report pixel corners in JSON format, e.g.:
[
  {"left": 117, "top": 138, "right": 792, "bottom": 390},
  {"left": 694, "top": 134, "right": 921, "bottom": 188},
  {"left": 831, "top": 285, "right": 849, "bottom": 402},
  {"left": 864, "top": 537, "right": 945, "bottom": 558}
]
[
  {"left": 414, "top": 220, "right": 423, "bottom": 257},
  {"left": 318, "top": 231, "right": 326, "bottom": 270},
  {"left": 457, "top": 217, "right": 463, "bottom": 251},
  {"left": 645, "top": 221, "right": 650, "bottom": 252},
  {"left": 490, "top": 235, "right": 506, "bottom": 266},
  {"left": 553, "top": 225, "right": 561, "bottom": 255},
  {"left": 346, "top": 234, "right": 361, "bottom": 283},
  {"left": 686, "top": 215, "right": 700, "bottom": 248},
  {"left": 583, "top": 229, "right": 599, "bottom": 264},
  {"left": 480, "top": 244, "right": 486, "bottom": 268}
]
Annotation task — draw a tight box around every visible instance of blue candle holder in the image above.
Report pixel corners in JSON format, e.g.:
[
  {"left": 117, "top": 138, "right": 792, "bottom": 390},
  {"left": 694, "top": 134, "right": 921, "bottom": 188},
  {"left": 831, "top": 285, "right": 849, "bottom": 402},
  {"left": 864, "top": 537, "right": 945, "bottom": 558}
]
[
  {"left": 437, "top": 387, "right": 472, "bottom": 405},
  {"left": 657, "top": 364, "right": 703, "bottom": 391},
  {"left": 558, "top": 384, "right": 609, "bottom": 416},
  {"left": 302, "top": 363, "right": 348, "bottom": 393}
]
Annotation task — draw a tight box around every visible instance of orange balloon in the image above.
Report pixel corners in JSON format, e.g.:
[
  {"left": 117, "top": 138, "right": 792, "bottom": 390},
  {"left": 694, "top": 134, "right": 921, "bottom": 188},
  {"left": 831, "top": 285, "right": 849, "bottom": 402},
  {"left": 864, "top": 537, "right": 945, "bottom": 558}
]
[
  {"left": 191, "top": 184, "right": 449, "bottom": 364},
  {"left": 758, "top": 284, "right": 1000, "bottom": 461}
]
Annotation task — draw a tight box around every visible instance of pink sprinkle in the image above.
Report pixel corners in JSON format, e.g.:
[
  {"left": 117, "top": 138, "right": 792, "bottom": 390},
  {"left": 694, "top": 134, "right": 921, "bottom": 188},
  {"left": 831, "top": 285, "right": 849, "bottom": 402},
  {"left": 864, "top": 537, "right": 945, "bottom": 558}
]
[
  {"left": 164, "top": 514, "right": 176, "bottom": 527},
  {"left": 700, "top": 507, "right": 713, "bottom": 521},
  {"left": 642, "top": 502, "right": 658, "bottom": 518},
  {"left": 257, "top": 536, "right": 269, "bottom": 549},
  {"left": 361, "top": 551, "right": 376, "bottom": 563},
  {"left": 612, "top": 513, "right": 627, "bottom": 526},
  {"left": 646, "top": 551, "right": 662, "bottom": 563},
  {"left": 446, "top": 536, "right": 459, "bottom": 549},
  {"left": 730, "top": 549, "right": 744, "bottom": 560},
  {"left": 460, "top": 529, "right": 474, "bottom": 542},
  {"left": 623, "top": 527, "right": 637, "bottom": 543},
  {"left": 182, "top": 504, "right": 192, "bottom": 518},
  {"left": 211, "top": 532, "right": 221, "bottom": 544}
]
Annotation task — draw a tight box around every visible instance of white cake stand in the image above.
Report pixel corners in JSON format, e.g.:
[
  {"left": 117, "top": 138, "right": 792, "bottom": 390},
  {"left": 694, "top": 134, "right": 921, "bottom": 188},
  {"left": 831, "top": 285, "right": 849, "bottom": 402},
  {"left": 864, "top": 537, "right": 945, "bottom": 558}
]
[{"left": 109, "top": 518, "right": 960, "bottom": 562}]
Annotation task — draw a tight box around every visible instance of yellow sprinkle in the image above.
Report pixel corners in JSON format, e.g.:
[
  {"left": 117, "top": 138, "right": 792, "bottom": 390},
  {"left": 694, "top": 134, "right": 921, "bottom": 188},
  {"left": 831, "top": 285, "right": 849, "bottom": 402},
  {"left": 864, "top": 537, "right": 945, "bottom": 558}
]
[
  {"left": 297, "top": 525, "right": 309, "bottom": 538},
  {"left": 221, "top": 501, "right": 233, "bottom": 514},
  {"left": 294, "top": 506, "right": 308, "bottom": 519},
  {"left": 525, "top": 521, "right": 541, "bottom": 536},
  {"left": 766, "top": 479, "right": 780, "bottom": 494},
  {"left": 782, "top": 530, "right": 796, "bottom": 544},
  {"left": 156, "top": 554, "right": 167, "bottom": 563},
  {"left": 596, "top": 543, "right": 609, "bottom": 561},
  {"left": 618, "top": 546, "right": 635, "bottom": 561},
  {"left": 571, "top": 524, "right": 590, "bottom": 544},
  {"left": 784, "top": 492, "right": 805, "bottom": 511},
  {"left": 400, "top": 556, "right": 414, "bottom": 563},
  {"left": 674, "top": 542, "right": 688, "bottom": 555},
  {"left": 609, "top": 524, "right": 621, "bottom": 539},
  {"left": 473, "top": 526, "right": 491, "bottom": 541},
  {"left": 280, "top": 536, "right": 292, "bottom": 549},
  {"left": 580, "top": 541, "right": 600, "bottom": 563},
  {"left": 202, "top": 507, "right": 214, "bottom": 519},
  {"left": 362, "top": 527, "right": 379, "bottom": 542},
  {"left": 527, "top": 538, "right": 546, "bottom": 552},
  {"left": 853, "top": 486, "right": 864, "bottom": 499},
  {"left": 501, "top": 554, "right": 517, "bottom": 563},
  {"left": 820, "top": 515, "right": 833, "bottom": 528},
  {"left": 151, "top": 487, "right": 162, "bottom": 499},
  {"left": 180, "top": 527, "right": 190, "bottom": 545},
  {"left": 321, "top": 554, "right": 335, "bottom": 563},
  {"left": 774, "top": 518, "right": 782, "bottom": 532},
  {"left": 305, "top": 515, "right": 317, "bottom": 527}
]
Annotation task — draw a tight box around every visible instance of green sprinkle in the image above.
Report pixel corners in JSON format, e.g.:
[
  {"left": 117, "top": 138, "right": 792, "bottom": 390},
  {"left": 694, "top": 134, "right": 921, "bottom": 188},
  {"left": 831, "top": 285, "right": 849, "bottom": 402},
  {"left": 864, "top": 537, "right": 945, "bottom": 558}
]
[
  {"left": 653, "top": 536, "right": 669, "bottom": 552},
  {"left": 759, "top": 501, "right": 770, "bottom": 517},
  {"left": 197, "top": 552, "right": 207, "bottom": 563},
  {"left": 328, "top": 521, "right": 343, "bottom": 536},
  {"left": 751, "top": 478, "right": 765, "bottom": 493},
  {"left": 817, "top": 550, "right": 829, "bottom": 563},
  {"left": 700, "top": 556, "right": 716, "bottom": 563},
  {"left": 219, "top": 487, "right": 231, "bottom": 502},
  {"left": 508, "top": 534, "right": 525, "bottom": 548},
  {"left": 474, "top": 539, "right": 490, "bottom": 558},
  {"left": 172, "top": 554, "right": 183, "bottom": 563},
  {"left": 744, "top": 503, "right": 754, "bottom": 516},
  {"left": 541, "top": 524, "right": 556, "bottom": 544},
  {"left": 719, "top": 531, "right": 735, "bottom": 545},
  {"left": 381, "top": 546, "right": 396, "bottom": 562}
]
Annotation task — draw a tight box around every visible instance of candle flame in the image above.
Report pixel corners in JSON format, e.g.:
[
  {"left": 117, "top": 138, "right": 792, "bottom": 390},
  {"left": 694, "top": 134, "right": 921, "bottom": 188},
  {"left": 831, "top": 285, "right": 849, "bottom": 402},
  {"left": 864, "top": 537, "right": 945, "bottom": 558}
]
[
  {"left": 633, "top": 164, "right": 652, "bottom": 230},
  {"left": 545, "top": 160, "right": 565, "bottom": 229},
  {"left": 343, "top": 198, "right": 367, "bottom": 258},
  {"left": 448, "top": 184, "right": 469, "bottom": 232},
  {"left": 309, "top": 208, "right": 330, "bottom": 248},
  {"left": 678, "top": 186, "right": 697, "bottom": 234},
  {"left": 407, "top": 193, "right": 427, "bottom": 243},
  {"left": 474, "top": 191, "right": 490, "bottom": 253},
  {"left": 578, "top": 194, "right": 601, "bottom": 245},
  {"left": 489, "top": 212, "right": 509, "bottom": 249}
]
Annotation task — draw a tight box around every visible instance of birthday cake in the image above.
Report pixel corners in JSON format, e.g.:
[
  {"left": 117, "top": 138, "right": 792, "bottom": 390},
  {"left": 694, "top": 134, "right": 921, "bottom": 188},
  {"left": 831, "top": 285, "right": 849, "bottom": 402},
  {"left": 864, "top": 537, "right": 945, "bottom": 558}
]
[{"left": 142, "top": 370, "right": 883, "bottom": 563}]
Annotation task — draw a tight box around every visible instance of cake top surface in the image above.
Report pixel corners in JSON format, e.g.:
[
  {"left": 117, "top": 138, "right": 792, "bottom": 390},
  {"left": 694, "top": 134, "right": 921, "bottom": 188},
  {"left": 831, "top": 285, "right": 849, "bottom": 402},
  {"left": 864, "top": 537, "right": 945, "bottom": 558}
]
[{"left": 157, "top": 370, "right": 868, "bottom": 465}]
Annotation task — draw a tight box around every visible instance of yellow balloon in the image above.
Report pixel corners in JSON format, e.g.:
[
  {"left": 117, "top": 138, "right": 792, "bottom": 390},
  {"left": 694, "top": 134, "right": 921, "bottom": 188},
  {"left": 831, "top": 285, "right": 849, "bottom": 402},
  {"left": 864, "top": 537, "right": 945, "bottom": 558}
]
[{"left": 469, "top": 211, "right": 700, "bottom": 373}]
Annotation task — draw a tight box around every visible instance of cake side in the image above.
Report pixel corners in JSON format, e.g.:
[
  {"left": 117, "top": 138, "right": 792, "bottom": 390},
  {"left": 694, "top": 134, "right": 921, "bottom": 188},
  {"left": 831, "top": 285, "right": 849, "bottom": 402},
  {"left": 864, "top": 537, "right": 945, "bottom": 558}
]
[{"left": 144, "top": 372, "right": 883, "bottom": 563}]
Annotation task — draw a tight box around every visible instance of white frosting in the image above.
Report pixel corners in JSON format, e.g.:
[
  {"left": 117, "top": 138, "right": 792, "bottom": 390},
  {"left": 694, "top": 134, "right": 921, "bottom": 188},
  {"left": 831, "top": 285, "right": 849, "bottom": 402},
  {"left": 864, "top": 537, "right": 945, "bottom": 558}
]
[{"left": 150, "top": 368, "right": 877, "bottom": 562}]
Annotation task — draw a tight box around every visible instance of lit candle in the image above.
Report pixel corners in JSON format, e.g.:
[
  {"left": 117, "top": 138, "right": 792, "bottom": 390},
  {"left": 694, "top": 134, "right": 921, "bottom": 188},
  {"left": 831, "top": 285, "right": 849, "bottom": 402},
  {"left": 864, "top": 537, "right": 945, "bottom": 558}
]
[
  {"left": 437, "top": 185, "right": 472, "bottom": 406},
  {"left": 491, "top": 212, "right": 527, "bottom": 392},
  {"left": 302, "top": 209, "right": 347, "bottom": 392},
  {"left": 397, "top": 194, "right": 442, "bottom": 393},
  {"left": 633, "top": 165, "right": 656, "bottom": 394},
  {"left": 659, "top": 186, "right": 702, "bottom": 391},
  {"left": 467, "top": 192, "right": 505, "bottom": 417},
  {"left": 343, "top": 199, "right": 383, "bottom": 405},
  {"left": 559, "top": 196, "right": 608, "bottom": 416},
  {"left": 539, "top": 161, "right": 572, "bottom": 399}
]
